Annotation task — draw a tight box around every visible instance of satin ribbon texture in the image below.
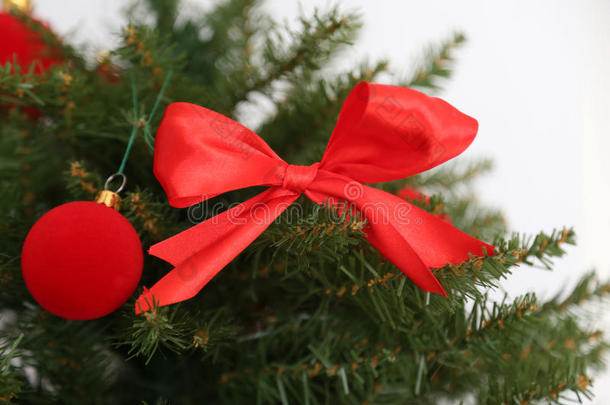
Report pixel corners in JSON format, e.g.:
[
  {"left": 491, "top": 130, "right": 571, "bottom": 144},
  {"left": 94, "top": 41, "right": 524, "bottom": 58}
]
[{"left": 135, "top": 82, "right": 494, "bottom": 313}]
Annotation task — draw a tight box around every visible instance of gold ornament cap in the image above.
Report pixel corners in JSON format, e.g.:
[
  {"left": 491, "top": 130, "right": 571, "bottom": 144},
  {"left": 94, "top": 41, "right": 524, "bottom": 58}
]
[
  {"left": 96, "top": 173, "right": 126, "bottom": 211},
  {"left": 3, "top": 0, "right": 32, "bottom": 12},
  {"left": 95, "top": 190, "right": 122, "bottom": 211}
]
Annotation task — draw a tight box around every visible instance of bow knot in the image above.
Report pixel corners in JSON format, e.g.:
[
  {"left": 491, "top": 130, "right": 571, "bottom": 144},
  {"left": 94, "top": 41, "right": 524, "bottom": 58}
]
[
  {"left": 282, "top": 163, "right": 319, "bottom": 193},
  {"left": 136, "top": 82, "right": 495, "bottom": 313}
]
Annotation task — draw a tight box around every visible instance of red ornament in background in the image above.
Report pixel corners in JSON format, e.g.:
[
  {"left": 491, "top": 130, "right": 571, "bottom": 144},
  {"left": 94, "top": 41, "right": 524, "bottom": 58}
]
[
  {"left": 21, "top": 192, "right": 143, "bottom": 320},
  {"left": 0, "top": 12, "right": 63, "bottom": 73},
  {"left": 0, "top": 11, "right": 63, "bottom": 119},
  {"left": 397, "top": 186, "right": 452, "bottom": 224}
]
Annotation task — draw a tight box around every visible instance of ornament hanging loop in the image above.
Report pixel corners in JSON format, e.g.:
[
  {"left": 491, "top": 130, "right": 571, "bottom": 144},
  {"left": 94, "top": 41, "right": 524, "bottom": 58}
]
[
  {"left": 104, "top": 173, "right": 127, "bottom": 194},
  {"left": 96, "top": 173, "right": 126, "bottom": 211}
]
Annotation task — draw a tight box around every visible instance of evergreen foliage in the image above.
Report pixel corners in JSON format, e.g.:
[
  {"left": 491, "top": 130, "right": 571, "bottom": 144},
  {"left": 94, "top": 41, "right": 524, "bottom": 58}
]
[{"left": 0, "top": 1, "right": 607, "bottom": 404}]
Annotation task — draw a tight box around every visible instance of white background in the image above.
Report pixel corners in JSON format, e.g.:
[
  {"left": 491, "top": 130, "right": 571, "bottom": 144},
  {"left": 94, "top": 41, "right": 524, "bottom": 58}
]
[{"left": 30, "top": 0, "right": 610, "bottom": 402}]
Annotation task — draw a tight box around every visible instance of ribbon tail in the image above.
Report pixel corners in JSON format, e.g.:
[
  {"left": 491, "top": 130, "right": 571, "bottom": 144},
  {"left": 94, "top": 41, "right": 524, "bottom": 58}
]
[
  {"left": 365, "top": 219, "right": 447, "bottom": 295},
  {"left": 306, "top": 181, "right": 447, "bottom": 295},
  {"left": 381, "top": 194, "right": 496, "bottom": 266},
  {"left": 360, "top": 187, "right": 494, "bottom": 295},
  {"left": 135, "top": 187, "right": 299, "bottom": 313},
  {"left": 306, "top": 171, "right": 494, "bottom": 296}
]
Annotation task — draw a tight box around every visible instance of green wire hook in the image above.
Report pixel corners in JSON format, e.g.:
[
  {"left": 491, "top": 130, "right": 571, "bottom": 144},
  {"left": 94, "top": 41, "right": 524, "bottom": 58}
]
[{"left": 117, "top": 68, "right": 173, "bottom": 176}]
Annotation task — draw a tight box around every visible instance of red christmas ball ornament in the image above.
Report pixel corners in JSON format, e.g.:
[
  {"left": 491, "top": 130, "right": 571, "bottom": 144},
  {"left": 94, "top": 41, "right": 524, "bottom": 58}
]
[
  {"left": 21, "top": 190, "right": 143, "bottom": 320},
  {"left": 0, "top": 11, "right": 64, "bottom": 119},
  {"left": 0, "top": 12, "right": 63, "bottom": 73}
]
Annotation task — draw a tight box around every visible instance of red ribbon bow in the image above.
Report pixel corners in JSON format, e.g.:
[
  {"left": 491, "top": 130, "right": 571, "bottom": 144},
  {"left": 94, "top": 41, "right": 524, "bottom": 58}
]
[{"left": 136, "top": 82, "right": 494, "bottom": 313}]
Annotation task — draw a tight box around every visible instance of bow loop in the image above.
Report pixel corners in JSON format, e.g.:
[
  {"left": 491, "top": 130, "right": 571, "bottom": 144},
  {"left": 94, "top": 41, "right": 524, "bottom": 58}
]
[
  {"left": 154, "top": 102, "right": 285, "bottom": 208},
  {"left": 320, "top": 82, "right": 479, "bottom": 183}
]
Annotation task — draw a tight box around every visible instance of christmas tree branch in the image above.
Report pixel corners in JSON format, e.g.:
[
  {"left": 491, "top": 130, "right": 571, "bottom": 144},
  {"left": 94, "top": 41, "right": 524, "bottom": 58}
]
[{"left": 402, "top": 31, "right": 466, "bottom": 92}]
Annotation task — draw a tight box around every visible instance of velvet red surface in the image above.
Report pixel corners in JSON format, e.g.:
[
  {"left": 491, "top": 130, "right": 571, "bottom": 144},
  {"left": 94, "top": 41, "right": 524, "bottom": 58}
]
[
  {"left": 0, "top": 12, "right": 62, "bottom": 73},
  {"left": 22, "top": 202, "right": 143, "bottom": 320}
]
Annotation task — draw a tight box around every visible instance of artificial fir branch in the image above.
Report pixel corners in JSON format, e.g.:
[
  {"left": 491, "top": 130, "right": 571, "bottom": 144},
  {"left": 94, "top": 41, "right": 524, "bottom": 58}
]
[
  {"left": 118, "top": 25, "right": 179, "bottom": 81},
  {"left": 404, "top": 31, "right": 467, "bottom": 91},
  {"left": 64, "top": 161, "right": 102, "bottom": 200},
  {"left": 212, "top": 278, "right": 608, "bottom": 404},
  {"left": 447, "top": 198, "right": 507, "bottom": 241},
  {"left": 0, "top": 333, "right": 23, "bottom": 403},
  {"left": 248, "top": 7, "right": 361, "bottom": 102},
  {"left": 122, "top": 296, "right": 192, "bottom": 365},
  {"left": 542, "top": 272, "right": 610, "bottom": 314},
  {"left": 409, "top": 158, "right": 495, "bottom": 192}
]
